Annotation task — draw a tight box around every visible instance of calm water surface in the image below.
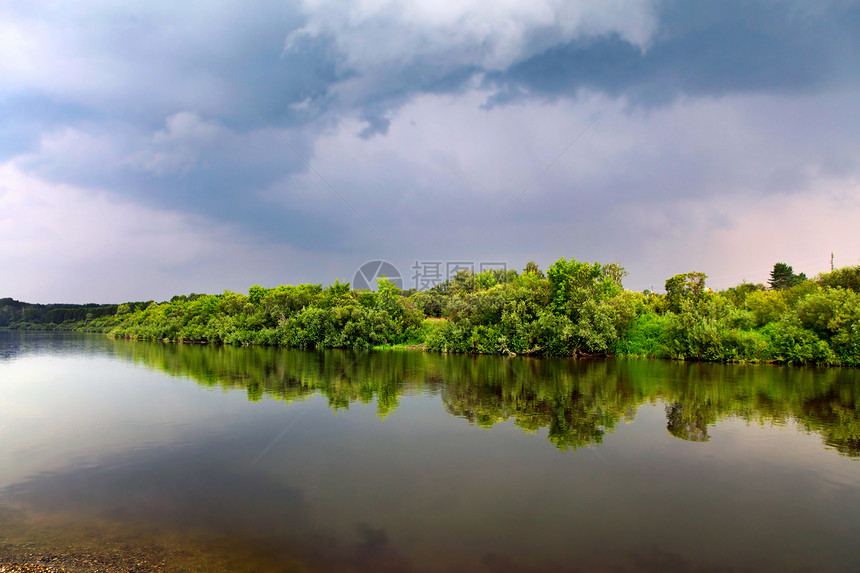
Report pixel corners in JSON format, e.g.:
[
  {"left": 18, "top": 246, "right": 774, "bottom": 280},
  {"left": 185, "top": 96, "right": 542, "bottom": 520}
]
[{"left": 1, "top": 331, "right": 860, "bottom": 571}]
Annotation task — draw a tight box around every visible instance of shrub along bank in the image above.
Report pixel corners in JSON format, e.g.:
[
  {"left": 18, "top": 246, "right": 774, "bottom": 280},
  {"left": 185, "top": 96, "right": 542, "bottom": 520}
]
[{"left": 3, "top": 261, "right": 859, "bottom": 365}]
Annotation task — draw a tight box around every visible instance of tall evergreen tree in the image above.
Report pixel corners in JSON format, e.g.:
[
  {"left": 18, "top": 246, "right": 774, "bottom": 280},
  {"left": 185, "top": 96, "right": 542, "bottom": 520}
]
[{"left": 769, "top": 262, "right": 805, "bottom": 290}]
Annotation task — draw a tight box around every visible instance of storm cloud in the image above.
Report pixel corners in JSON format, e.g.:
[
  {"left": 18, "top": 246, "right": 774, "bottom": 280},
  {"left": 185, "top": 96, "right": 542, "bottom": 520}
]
[{"left": 1, "top": 0, "right": 859, "bottom": 301}]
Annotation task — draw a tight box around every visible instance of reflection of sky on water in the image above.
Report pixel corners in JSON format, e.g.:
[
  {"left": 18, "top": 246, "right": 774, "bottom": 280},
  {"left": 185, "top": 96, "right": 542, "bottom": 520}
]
[
  {"left": 2, "top": 332, "right": 860, "bottom": 571},
  {"left": 0, "top": 355, "right": 254, "bottom": 487}
]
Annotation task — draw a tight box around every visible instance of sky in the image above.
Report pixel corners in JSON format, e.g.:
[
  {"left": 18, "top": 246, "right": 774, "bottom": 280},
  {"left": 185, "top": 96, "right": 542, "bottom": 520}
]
[{"left": 2, "top": 0, "right": 859, "bottom": 303}]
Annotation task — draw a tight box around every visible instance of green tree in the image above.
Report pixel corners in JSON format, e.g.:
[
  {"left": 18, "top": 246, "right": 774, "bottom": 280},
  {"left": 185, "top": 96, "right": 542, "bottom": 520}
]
[
  {"left": 817, "top": 265, "right": 860, "bottom": 292},
  {"left": 546, "top": 257, "right": 606, "bottom": 316},
  {"left": 523, "top": 261, "right": 545, "bottom": 279},
  {"left": 769, "top": 263, "right": 805, "bottom": 290},
  {"left": 665, "top": 272, "right": 707, "bottom": 312},
  {"left": 248, "top": 284, "right": 268, "bottom": 306},
  {"left": 376, "top": 277, "right": 400, "bottom": 314}
]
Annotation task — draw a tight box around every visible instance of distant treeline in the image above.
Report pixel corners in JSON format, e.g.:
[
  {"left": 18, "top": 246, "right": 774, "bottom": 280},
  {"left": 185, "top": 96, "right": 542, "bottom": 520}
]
[
  {"left": 3, "top": 260, "right": 860, "bottom": 365},
  {"left": 0, "top": 298, "right": 151, "bottom": 329}
]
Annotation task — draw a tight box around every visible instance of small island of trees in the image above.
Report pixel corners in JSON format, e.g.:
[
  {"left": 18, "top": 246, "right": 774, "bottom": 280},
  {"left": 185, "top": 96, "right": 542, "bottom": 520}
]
[{"left": 2, "top": 259, "right": 859, "bottom": 366}]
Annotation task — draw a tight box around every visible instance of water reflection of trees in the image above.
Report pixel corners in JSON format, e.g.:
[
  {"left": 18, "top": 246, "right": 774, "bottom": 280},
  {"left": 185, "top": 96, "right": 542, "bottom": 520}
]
[{"left": 108, "top": 340, "right": 860, "bottom": 456}]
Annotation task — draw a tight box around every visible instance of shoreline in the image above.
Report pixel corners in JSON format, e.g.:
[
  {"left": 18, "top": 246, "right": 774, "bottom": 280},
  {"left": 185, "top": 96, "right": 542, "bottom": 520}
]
[{"left": 2, "top": 328, "right": 851, "bottom": 367}]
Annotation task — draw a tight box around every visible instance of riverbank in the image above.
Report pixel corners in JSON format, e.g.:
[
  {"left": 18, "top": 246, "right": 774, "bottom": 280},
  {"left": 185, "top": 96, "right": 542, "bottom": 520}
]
[
  {"left": 0, "top": 506, "right": 302, "bottom": 573},
  {"left": 0, "top": 507, "right": 169, "bottom": 573},
  {"left": 3, "top": 261, "right": 859, "bottom": 365}
]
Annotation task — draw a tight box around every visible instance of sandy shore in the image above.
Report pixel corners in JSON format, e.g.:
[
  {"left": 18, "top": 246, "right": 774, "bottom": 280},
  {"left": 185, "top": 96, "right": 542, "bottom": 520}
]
[
  {"left": 0, "top": 506, "right": 291, "bottom": 573},
  {"left": 0, "top": 549, "right": 167, "bottom": 572}
]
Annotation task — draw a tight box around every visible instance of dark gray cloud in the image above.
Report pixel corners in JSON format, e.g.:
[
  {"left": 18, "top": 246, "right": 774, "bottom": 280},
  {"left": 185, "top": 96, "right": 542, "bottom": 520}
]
[
  {"left": 487, "top": 0, "right": 860, "bottom": 107},
  {"left": 2, "top": 1, "right": 359, "bottom": 249}
]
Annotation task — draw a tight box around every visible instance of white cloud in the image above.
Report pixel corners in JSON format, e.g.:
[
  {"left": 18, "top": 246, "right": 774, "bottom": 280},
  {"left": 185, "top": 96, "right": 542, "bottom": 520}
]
[
  {"left": 28, "top": 126, "right": 129, "bottom": 178},
  {"left": 0, "top": 2, "right": 251, "bottom": 118},
  {"left": 19, "top": 111, "right": 307, "bottom": 192},
  {"left": 131, "top": 111, "right": 226, "bottom": 175},
  {"left": 286, "top": 0, "right": 659, "bottom": 70}
]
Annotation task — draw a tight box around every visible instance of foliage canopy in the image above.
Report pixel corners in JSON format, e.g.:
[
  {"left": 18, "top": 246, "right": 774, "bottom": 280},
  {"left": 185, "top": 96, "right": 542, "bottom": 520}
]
[{"left": 3, "top": 259, "right": 859, "bottom": 366}]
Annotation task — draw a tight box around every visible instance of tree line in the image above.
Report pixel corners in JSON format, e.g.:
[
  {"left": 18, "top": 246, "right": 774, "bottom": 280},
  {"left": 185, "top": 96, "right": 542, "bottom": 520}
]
[
  {"left": 0, "top": 298, "right": 150, "bottom": 328},
  {"left": 2, "top": 259, "right": 860, "bottom": 366}
]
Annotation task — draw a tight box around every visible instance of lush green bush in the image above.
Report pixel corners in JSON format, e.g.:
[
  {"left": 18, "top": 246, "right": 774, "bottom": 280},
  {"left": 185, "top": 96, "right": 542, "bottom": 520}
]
[
  {"left": 817, "top": 265, "right": 860, "bottom": 293},
  {"left": 660, "top": 297, "right": 773, "bottom": 362},
  {"left": 766, "top": 317, "right": 837, "bottom": 365},
  {"left": 795, "top": 288, "right": 860, "bottom": 365},
  {"left": 424, "top": 319, "right": 473, "bottom": 353},
  {"left": 617, "top": 314, "right": 670, "bottom": 357}
]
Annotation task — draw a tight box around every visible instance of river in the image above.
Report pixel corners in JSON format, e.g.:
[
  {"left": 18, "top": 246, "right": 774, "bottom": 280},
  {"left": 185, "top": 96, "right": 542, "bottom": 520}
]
[{"left": 1, "top": 331, "right": 859, "bottom": 571}]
